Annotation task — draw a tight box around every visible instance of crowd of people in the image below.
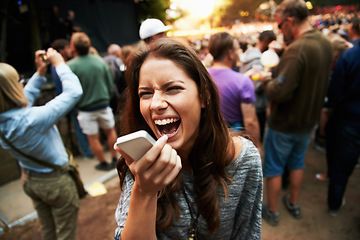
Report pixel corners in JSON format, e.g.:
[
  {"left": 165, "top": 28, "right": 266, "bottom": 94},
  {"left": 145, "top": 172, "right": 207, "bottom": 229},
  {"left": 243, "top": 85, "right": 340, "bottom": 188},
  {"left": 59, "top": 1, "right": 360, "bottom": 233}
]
[{"left": 0, "top": 0, "right": 359, "bottom": 239}]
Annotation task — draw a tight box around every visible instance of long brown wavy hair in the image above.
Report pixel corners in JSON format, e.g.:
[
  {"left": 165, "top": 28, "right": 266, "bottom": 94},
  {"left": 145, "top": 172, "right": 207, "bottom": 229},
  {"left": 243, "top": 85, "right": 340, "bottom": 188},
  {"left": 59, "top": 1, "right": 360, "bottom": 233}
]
[{"left": 117, "top": 38, "right": 235, "bottom": 234}]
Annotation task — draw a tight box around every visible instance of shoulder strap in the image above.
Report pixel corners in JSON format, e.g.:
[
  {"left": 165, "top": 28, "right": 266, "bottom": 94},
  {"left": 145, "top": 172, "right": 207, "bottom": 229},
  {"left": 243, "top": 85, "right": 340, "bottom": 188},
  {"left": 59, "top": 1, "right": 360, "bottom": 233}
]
[{"left": 0, "top": 131, "right": 62, "bottom": 170}]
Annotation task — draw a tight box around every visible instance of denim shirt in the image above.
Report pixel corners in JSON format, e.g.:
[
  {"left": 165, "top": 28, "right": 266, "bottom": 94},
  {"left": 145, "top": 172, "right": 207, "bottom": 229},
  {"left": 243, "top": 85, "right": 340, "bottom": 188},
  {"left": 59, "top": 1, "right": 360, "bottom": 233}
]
[{"left": 0, "top": 63, "right": 83, "bottom": 172}]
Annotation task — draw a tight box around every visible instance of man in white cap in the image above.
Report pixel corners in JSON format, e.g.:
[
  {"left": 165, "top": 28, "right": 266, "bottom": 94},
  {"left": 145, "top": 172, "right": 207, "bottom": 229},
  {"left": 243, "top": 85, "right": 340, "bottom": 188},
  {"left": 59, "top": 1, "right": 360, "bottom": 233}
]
[{"left": 139, "top": 18, "right": 172, "bottom": 44}]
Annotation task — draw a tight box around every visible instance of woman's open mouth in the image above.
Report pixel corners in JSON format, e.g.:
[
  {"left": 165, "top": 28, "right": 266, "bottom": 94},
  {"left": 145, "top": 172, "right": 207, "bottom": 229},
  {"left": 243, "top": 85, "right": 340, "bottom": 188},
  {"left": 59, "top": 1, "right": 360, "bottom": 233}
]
[{"left": 154, "top": 118, "right": 181, "bottom": 137}]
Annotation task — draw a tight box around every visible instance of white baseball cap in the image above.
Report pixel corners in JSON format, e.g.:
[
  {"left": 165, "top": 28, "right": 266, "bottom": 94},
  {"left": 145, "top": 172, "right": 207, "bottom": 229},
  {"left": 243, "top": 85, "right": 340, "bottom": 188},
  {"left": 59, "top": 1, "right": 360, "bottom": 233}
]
[{"left": 139, "top": 18, "right": 172, "bottom": 40}]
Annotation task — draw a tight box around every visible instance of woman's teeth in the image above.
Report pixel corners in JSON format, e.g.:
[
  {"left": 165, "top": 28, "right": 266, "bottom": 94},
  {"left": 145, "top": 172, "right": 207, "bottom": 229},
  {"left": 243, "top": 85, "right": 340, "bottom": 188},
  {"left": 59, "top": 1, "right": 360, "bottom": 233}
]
[{"left": 154, "top": 118, "right": 178, "bottom": 126}]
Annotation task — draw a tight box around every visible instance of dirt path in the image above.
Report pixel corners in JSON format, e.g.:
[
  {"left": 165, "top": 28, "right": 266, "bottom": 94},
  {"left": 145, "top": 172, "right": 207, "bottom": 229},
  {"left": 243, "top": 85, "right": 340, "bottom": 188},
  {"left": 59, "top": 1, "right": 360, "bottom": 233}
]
[{"left": 1, "top": 140, "right": 359, "bottom": 240}]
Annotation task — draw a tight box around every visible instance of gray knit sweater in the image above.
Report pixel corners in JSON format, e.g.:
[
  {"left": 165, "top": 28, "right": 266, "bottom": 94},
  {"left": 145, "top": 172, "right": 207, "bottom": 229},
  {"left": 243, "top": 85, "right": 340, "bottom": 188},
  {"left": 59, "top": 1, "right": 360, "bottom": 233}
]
[{"left": 114, "top": 137, "right": 263, "bottom": 240}]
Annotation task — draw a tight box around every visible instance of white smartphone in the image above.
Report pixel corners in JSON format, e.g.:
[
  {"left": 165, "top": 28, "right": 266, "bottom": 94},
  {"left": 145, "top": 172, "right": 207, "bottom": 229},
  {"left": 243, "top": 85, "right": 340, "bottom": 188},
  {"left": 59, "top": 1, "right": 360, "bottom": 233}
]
[{"left": 114, "top": 130, "right": 156, "bottom": 161}]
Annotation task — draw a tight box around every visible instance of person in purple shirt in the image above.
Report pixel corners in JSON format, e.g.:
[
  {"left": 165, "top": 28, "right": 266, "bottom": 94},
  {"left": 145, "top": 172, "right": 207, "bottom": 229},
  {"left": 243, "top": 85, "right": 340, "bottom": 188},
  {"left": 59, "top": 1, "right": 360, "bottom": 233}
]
[{"left": 207, "top": 32, "right": 261, "bottom": 150}]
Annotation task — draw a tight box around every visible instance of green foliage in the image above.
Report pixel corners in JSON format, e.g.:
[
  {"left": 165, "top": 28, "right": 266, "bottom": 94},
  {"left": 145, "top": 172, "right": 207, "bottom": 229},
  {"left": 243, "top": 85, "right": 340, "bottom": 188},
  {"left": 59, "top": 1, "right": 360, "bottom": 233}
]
[
  {"left": 136, "top": 0, "right": 171, "bottom": 24},
  {"left": 220, "top": 0, "right": 264, "bottom": 26}
]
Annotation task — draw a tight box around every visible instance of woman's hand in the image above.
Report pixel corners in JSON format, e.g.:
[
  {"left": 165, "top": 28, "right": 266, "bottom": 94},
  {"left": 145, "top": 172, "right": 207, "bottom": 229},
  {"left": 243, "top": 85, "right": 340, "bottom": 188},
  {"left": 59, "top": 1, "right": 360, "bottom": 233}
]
[
  {"left": 244, "top": 68, "right": 272, "bottom": 83},
  {"left": 35, "top": 50, "right": 48, "bottom": 76},
  {"left": 116, "top": 135, "right": 182, "bottom": 195},
  {"left": 34, "top": 48, "right": 64, "bottom": 76},
  {"left": 46, "top": 48, "right": 65, "bottom": 67}
]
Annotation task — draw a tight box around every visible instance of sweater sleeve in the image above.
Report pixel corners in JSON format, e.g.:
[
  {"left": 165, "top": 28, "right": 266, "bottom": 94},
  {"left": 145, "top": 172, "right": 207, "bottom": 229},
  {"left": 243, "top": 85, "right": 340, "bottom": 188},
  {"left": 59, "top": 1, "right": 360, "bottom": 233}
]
[
  {"left": 264, "top": 46, "right": 303, "bottom": 103},
  {"left": 23, "top": 73, "right": 47, "bottom": 107}
]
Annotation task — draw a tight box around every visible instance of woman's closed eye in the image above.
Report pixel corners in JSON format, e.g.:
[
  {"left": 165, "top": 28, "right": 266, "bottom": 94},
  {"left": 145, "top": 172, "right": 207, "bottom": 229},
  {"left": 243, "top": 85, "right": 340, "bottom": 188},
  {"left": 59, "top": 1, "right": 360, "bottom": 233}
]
[
  {"left": 138, "top": 91, "right": 153, "bottom": 99},
  {"left": 138, "top": 84, "right": 184, "bottom": 99},
  {"left": 166, "top": 86, "right": 183, "bottom": 94}
]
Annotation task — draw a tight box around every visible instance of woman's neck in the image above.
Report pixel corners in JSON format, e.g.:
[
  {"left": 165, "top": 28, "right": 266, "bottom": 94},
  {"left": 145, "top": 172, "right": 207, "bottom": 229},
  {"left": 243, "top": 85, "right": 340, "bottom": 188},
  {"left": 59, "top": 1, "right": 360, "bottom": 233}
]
[{"left": 178, "top": 151, "right": 192, "bottom": 173}]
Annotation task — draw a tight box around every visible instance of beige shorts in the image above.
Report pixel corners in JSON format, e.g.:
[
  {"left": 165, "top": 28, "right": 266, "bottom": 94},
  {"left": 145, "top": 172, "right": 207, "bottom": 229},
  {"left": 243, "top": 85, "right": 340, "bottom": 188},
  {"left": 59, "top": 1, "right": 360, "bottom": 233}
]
[{"left": 77, "top": 107, "right": 115, "bottom": 135}]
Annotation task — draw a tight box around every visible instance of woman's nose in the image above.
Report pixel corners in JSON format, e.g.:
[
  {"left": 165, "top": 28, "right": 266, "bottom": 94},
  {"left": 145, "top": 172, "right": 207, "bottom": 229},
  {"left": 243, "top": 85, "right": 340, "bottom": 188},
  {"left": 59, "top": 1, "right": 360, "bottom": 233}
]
[{"left": 150, "top": 92, "right": 167, "bottom": 111}]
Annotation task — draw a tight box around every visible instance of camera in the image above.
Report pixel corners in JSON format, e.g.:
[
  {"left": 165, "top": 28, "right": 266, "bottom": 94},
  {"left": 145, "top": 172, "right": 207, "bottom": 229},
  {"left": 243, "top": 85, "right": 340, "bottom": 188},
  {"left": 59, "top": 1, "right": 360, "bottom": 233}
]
[{"left": 41, "top": 54, "right": 49, "bottom": 63}]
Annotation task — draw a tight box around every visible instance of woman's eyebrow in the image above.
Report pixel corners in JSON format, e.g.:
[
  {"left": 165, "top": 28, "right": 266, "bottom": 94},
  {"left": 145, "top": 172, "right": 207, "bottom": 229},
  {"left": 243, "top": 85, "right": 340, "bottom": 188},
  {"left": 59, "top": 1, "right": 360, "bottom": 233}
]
[
  {"left": 138, "top": 86, "right": 151, "bottom": 91},
  {"left": 162, "top": 80, "right": 184, "bottom": 89},
  {"left": 138, "top": 80, "right": 185, "bottom": 91}
]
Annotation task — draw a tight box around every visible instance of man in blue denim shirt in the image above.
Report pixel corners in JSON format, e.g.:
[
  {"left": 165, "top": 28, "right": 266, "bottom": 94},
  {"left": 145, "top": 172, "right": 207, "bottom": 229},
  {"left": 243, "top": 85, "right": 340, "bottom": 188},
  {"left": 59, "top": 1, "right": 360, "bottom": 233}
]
[{"left": 0, "top": 48, "right": 83, "bottom": 240}]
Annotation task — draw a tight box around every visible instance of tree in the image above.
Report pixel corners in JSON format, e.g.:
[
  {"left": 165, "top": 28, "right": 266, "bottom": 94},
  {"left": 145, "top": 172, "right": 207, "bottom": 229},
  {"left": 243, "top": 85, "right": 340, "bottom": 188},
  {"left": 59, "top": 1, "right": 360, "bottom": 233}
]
[
  {"left": 217, "top": 0, "right": 271, "bottom": 26},
  {"left": 135, "top": 0, "right": 171, "bottom": 24}
]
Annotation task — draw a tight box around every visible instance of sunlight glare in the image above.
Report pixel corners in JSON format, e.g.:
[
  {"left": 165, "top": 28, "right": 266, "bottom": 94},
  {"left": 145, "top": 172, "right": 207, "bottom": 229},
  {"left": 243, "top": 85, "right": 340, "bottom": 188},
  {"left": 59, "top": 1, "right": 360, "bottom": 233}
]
[{"left": 172, "top": 0, "right": 216, "bottom": 19}]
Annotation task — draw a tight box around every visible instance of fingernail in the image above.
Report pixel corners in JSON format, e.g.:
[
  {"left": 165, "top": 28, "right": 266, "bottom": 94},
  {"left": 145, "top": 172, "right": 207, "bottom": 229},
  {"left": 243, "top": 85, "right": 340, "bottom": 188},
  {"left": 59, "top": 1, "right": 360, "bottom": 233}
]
[{"left": 159, "top": 134, "right": 168, "bottom": 142}]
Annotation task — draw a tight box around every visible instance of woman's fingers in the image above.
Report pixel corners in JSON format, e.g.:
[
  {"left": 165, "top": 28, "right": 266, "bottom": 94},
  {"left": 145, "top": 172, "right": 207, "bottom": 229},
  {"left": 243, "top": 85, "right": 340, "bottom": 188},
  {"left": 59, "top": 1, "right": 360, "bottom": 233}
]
[
  {"left": 142, "top": 144, "right": 173, "bottom": 182},
  {"left": 136, "top": 135, "right": 168, "bottom": 172},
  {"left": 116, "top": 147, "right": 135, "bottom": 167},
  {"left": 129, "top": 135, "right": 182, "bottom": 193},
  {"left": 154, "top": 148, "right": 182, "bottom": 186},
  {"left": 34, "top": 50, "right": 48, "bottom": 70},
  {"left": 46, "top": 48, "right": 64, "bottom": 67}
]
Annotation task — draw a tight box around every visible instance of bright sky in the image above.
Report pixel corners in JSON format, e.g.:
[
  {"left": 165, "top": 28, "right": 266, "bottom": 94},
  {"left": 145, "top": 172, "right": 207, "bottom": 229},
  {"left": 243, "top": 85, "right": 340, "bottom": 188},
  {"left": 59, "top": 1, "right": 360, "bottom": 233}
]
[{"left": 171, "top": 0, "right": 216, "bottom": 19}]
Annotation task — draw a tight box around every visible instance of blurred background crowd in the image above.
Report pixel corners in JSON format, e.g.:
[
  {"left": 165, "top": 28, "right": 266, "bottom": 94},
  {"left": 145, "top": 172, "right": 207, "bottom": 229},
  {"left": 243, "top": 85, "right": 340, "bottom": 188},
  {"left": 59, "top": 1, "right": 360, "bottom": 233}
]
[
  {"left": 1, "top": 0, "right": 359, "bottom": 182},
  {"left": 1, "top": 0, "right": 360, "bottom": 238},
  {"left": 1, "top": 0, "right": 358, "bottom": 75}
]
